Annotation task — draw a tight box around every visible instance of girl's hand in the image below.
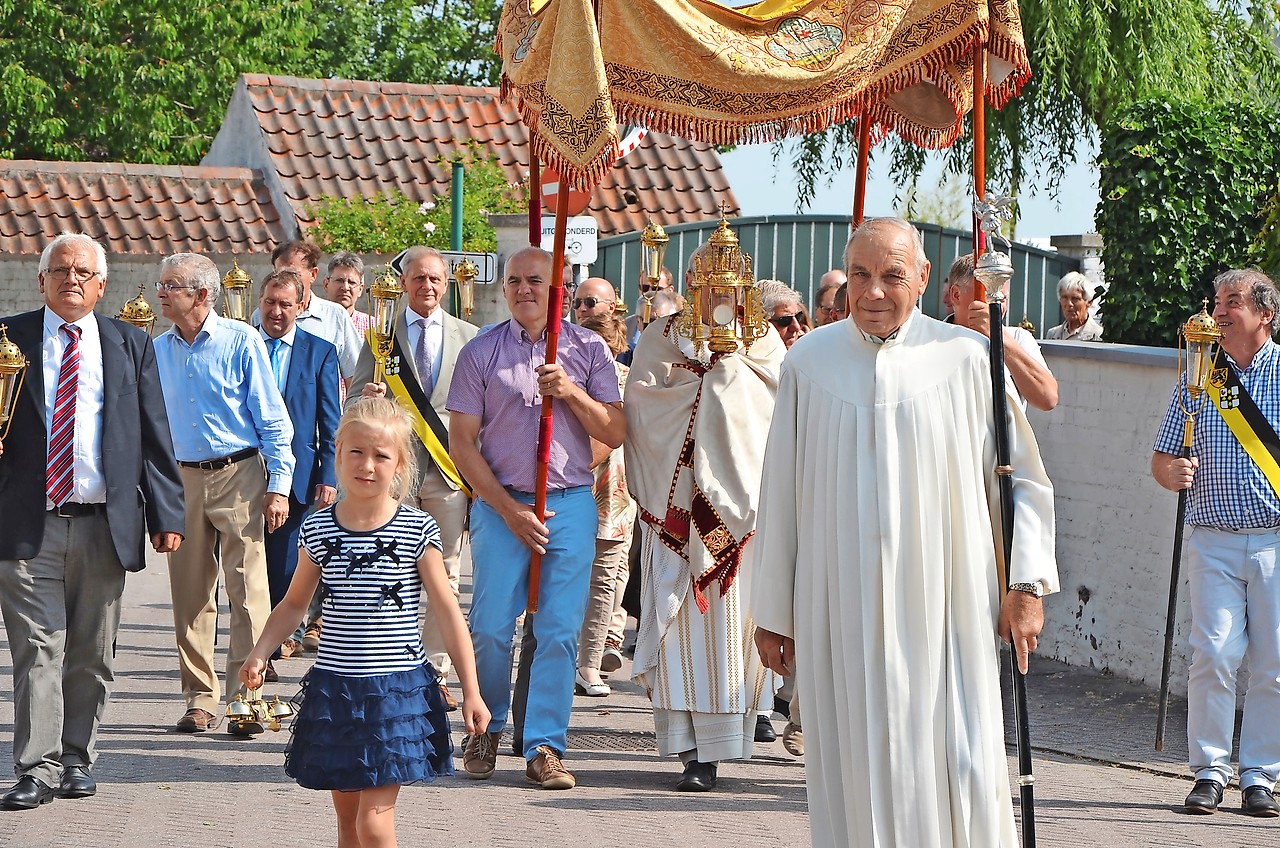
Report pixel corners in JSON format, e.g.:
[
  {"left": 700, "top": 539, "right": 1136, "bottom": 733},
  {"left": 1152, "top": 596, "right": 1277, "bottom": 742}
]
[
  {"left": 460, "top": 693, "right": 491, "bottom": 737},
  {"left": 240, "top": 657, "right": 266, "bottom": 690}
]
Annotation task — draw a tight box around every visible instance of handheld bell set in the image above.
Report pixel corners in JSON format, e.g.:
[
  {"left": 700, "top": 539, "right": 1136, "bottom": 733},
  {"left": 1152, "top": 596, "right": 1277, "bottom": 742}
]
[{"left": 225, "top": 688, "right": 295, "bottom": 733}]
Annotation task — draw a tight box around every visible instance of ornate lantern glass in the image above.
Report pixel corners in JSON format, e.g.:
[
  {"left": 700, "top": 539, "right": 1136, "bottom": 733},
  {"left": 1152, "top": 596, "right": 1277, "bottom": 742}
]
[
  {"left": 367, "top": 265, "right": 405, "bottom": 383},
  {"left": 0, "top": 324, "right": 28, "bottom": 440},
  {"left": 453, "top": 258, "right": 478, "bottom": 318},
  {"left": 1180, "top": 300, "right": 1222, "bottom": 399},
  {"left": 638, "top": 221, "right": 670, "bottom": 325},
  {"left": 674, "top": 218, "right": 768, "bottom": 355},
  {"left": 221, "top": 259, "right": 253, "bottom": 323},
  {"left": 116, "top": 283, "right": 158, "bottom": 336}
]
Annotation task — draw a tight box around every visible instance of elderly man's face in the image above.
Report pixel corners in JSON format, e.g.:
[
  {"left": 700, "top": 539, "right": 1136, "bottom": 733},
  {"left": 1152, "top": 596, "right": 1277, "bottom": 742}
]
[
  {"left": 574, "top": 277, "right": 616, "bottom": 321},
  {"left": 324, "top": 266, "right": 365, "bottom": 311},
  {"left": 504, "top": 250, "right": 552, "bottom": 330},
  {"left": 1058, "top": 289, "right": 1089, "bottom": 327},
  {"left": 1214, "top": 282, "right": 1274, "bottom": 353},
  {"left": 39, "top": 241, "right": 106, "bottom": 322},
  {"left": 845, "top": 227, "right": 929, "bottom": 338},
  {"left": 404, "top": 254, "right": 450, "bottom": 316},
  {"left": 769, "top": 302, "right": 807, "bottom": 348},
  {"left": 155, "top": 264, "right": 206, "bottom": 322}
]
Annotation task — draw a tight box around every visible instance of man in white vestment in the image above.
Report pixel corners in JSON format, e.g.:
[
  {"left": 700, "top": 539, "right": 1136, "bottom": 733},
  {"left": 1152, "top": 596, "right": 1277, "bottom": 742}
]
[
  {"left": 752, "top": 217, "right": 1059, "bottom": 847},
  {"left": 625, "top": 225, "right": 782, "bottom": 792}
]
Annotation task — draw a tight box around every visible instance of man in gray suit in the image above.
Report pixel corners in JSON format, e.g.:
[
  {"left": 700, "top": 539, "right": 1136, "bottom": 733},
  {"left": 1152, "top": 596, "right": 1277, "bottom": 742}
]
[
  {"left": 353, "top": 245, "right": 478, "bottom": 707},
  {"left": 0, "top": 233, "right": 185, "bottom": 809}
]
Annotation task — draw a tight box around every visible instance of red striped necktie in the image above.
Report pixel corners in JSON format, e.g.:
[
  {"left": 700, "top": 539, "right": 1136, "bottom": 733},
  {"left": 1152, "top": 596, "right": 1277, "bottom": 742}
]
[{"left": 47, "top": 323, "right": 81, "bottom": 505}]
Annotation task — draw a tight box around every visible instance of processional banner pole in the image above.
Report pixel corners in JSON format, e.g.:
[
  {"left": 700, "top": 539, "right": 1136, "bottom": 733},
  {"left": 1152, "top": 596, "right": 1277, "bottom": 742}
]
[{"left": 853, "top": 110, "right": 872, "bottom": 227}]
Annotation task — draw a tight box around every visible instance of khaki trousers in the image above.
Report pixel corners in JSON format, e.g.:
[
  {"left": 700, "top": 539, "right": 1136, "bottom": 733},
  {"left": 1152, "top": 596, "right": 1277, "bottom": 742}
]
[
  {"left": 415, "top": 464, "right": 469, "bottom": 680},
  {"left": 168, "top": 456, "right": 272, "bottom": 713},
  {"left": 578, "top": 538, "right": 630, "bottom": 669}
]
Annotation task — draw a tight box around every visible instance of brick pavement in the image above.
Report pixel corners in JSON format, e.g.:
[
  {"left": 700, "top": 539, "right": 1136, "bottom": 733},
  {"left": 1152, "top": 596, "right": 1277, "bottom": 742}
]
[{"left": 0, "top": 552, "right": 1274, "bottom": 847}]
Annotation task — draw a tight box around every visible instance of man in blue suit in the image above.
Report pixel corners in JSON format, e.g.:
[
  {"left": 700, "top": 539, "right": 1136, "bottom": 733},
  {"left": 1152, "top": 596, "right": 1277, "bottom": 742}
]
[
  {"left": 0, "top": 234, "right": 185, "bottom": 808},
  {"left": 258, "top": 269, "right": 340, "bottom": 677}
]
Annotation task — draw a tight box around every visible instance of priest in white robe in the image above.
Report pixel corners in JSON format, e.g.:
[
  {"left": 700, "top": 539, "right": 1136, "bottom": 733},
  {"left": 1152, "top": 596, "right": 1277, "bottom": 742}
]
[
  {"left": 625, "top": 280, "right": 783, "bottom": 792},
  {"left": 752, "top": 217, "right": 1059, "bottom": 848}
]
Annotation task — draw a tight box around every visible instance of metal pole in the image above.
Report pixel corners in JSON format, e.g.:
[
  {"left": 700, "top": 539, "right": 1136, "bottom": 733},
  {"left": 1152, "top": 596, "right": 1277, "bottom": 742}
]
[
  {"left": 1155, "top": 431, "right": 1194, "bottom": 750},
  {"left": 451, "top": 161, "right": 464, "bottom": 314}
]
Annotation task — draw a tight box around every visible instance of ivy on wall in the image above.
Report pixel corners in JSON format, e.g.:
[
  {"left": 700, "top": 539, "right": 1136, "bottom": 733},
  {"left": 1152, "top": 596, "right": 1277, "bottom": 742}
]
[{"left": 1096, "top": 99, "right": 1280, "bottom": 346}]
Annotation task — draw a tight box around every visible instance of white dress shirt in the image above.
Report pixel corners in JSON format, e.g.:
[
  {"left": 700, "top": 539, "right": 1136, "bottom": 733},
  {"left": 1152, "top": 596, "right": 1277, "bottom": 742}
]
[
  {"left": 405, "top": 306, "right": 444, "bottom": 391},
  {"left": 42, "top": 308, "right": 106, "bottom": 505}
]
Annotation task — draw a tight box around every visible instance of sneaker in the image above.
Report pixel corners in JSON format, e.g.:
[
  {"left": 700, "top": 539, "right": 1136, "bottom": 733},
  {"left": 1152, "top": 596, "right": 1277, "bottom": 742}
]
[
  {"left": 782, "top": 722, "right": 804, "bottom": 757},
  {"left": 462, "top": 731, "right": 501, "bottom": 780},
  {"left": 600, "top": 640, "right": 624, "bottom": 673},
  {"left": 279, "top": 639, "right": 302, "bottom": 659},
  {"left": 301, "top": 619, "right": 322, "bottom": 652},
  {"left": 525, "top": 745, "right": 576, "bottom": 789}
]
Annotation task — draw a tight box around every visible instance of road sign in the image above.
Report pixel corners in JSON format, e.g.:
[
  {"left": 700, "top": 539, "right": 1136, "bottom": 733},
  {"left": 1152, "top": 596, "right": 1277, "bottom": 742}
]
[
  {"left": 541, "top": 216, "right": 598, "bottom": 266},
  {"left": 390, "top": 249, "right": 497, "bottom": 284},
  {"left": 540, "top": 166, "right": 593, "bottom": 217}
]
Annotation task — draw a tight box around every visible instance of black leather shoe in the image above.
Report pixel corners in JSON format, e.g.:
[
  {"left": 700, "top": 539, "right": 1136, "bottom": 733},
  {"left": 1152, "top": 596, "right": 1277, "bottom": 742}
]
[
  {"left": 56, "top": 766, "right": 96, "bottom": 799},
  {"left": 1184, "top": 779, "right": 1223, "bottom": 814},
  {"left": 1243, "top": 786, "right": 1280, "bottom": 818},
  {"left": 1, "top": 776, "right": 55, "bottom": 810},
  {"left": 675, "top": 760, "right": 718, "bottom": 792},
  {"left": 754, "top": 714, "right": 777, "bottom": 743}
]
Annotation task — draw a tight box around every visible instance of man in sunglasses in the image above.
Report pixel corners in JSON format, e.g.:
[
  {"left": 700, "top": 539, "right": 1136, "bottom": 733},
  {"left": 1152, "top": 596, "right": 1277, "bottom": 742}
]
[
  {"left": 759, "top": 280, "right": 809, "bottom": 350},
  {"left": 625, "top": 266, "right": 675, "bottom": 345},
  {"left": 573, "top": 277, "right": 619, "bottom": 324}
]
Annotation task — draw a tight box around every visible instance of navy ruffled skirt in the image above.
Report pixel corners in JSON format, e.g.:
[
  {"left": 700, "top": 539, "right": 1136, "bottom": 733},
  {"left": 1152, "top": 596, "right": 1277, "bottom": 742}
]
[{"left": 284, "top": 663, "right": 454, "bottom": 790}]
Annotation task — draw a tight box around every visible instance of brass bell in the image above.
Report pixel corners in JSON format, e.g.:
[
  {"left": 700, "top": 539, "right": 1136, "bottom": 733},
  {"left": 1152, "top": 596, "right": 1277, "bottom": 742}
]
[
  {"left": 268, "top": 696, "right": 294, "bottom": 719},
  {"left": 226, "top": 694, "right": 253, "bottom": 718}
]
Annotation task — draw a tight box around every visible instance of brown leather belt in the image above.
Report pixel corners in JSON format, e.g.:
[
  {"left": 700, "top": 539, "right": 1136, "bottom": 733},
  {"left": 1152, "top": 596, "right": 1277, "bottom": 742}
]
[{"left": 179, "top": 446, "right": 258, "bottom": 471}]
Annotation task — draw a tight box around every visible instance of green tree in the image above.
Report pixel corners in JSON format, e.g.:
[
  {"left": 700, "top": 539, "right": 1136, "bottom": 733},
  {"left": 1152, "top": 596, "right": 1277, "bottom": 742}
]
[
  {"left": 786, "top": 1, "right": 1280, "bottom": 211},
  {"left": 0, "top": 1, "right": 315, "bottom": 163},
  {"left": 305, "top": 0, "right": 502, "bottom": 86}
]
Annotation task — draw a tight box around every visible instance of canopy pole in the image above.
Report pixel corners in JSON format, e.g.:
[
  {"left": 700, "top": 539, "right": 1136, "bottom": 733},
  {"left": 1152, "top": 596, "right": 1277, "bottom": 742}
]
[
  {"left": 972, "top": 43, "right": 988, "bottom": 291},
  {"left": 529, "top": 157, "right": 543, "bottom": 247},
  {"left": 853, "top": 111, "right": 872, "bottom": 227}
]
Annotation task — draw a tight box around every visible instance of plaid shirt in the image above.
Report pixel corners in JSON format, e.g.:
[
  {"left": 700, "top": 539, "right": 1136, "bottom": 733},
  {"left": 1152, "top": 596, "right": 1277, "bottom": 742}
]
[{"left": 1154, "top": 339, "right": 1280, "bottom": 528}]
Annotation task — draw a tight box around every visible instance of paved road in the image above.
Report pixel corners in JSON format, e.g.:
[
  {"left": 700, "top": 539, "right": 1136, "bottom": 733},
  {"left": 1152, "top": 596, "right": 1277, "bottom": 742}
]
[{"left": 0, "top": 552, "right": 1274, "bottom": 847}]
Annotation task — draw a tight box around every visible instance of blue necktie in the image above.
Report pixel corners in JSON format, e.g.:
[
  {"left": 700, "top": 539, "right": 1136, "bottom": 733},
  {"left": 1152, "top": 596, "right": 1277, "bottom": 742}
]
[{"left": 269, "top": 338, "right": 286, "bottom": 392}]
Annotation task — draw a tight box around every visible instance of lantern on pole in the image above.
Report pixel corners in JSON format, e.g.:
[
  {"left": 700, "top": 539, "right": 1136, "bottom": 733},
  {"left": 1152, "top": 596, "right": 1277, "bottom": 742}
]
[
  {"left": 673, "top": 216, "right": 768, "bottom": 356},
  {"left": 638, "top": 220, "right": 669, "bottom": 326},
  {"left": 367, "top": 264, "right": 404, "bottom": 384},
  {"left": 116, "top": 283, "right": 158, "bottom": 336},
  {"left": 221, "top": 259, "right": 253, "bottom": 323},
  {"left": 0, "top": 325, "right": 28, "bottom": 440},
  {"left": 453, "top": 258, "right": 479, "bottom": 318}
]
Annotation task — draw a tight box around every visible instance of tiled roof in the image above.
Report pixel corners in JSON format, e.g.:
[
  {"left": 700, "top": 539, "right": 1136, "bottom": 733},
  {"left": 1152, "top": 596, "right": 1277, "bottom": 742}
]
[
  {"left": 0, "top": 160, "right": 286, "bottom": 256},
  {"left": 207, "top": 74, "right": 737, "bottom": 237}
]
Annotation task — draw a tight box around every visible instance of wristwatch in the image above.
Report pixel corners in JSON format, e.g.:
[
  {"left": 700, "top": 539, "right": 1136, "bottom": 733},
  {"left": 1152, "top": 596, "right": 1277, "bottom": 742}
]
[{"left": 1009, "top": 581, "right": 1043, "bottom": 598}]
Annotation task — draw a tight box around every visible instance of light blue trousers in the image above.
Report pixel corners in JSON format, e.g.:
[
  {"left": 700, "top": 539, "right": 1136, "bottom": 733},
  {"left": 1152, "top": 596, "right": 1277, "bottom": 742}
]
[{"left": 469, "top": 486, "right": 596, "bottom": 760}]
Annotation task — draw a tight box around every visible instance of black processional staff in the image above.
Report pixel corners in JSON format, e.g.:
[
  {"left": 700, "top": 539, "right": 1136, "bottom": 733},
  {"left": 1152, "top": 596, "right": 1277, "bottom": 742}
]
[
  {"left": 974, "top": 194, "right": 1038, "bottom": 848},
  {"left": 1154, "top": 303, "right": 1222, "bottom": 751}
]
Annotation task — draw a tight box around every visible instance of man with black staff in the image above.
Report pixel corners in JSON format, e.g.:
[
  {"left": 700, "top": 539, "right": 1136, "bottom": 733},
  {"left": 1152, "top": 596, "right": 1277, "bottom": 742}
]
[
  {"left": 1152, "top": 268, "right": 1280, "bottom": 817},
  {"left": 0, "top": 233, "right": 184, "bottom": 808}
]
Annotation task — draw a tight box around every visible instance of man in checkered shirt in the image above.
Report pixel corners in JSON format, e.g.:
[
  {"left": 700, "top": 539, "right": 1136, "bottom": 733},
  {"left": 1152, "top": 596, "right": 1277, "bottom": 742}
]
[{"left": 1152, "top": 268, "right": 1280, "bottom": 818}]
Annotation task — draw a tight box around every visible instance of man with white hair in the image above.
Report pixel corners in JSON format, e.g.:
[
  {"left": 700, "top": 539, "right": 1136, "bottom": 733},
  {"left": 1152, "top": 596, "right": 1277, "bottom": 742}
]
[
  {"left": 1046, "top": 271, "right": 1104, "bottom": 341},
  {"left": 753, "top": 217, "right": 1058, "bottom": 847},
  {"left": 758, "top": 279, "right": 809, "bottom": 349},
  {"left": 0, "top": 234, "right": 185, "bottom": 808},
  {"left": 153, "top": 253, "right": 294, "bottom": 736}
]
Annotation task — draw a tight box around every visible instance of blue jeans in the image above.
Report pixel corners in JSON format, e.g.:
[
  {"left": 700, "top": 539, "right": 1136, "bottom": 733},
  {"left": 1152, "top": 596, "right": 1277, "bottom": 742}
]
[{"left": 469, "top": 486, "right": 596, "bottom": 760}]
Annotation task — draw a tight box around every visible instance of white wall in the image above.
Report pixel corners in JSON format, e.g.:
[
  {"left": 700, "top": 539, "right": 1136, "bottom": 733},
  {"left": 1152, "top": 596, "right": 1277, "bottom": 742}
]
[{"left": 1030, "top": 341, "right": 1193, "bottom": 693}]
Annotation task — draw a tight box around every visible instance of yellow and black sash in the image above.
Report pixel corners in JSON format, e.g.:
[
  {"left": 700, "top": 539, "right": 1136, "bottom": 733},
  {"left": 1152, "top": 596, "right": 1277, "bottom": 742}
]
[
  {"left": 1208, "top": 348, "right": 1280, "bottom": 497},
  {"left": 369, "top": 329, "right": 472, "bottom": 498}
]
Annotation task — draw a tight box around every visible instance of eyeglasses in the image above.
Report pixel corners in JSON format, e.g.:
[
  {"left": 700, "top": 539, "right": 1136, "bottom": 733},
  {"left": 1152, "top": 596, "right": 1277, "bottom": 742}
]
[
  {"left": 769, "top": 311, "right": 805, "bottom": 329},
  {"left": 154, "top": 281, "right": 197, "bottom": 293},
  {"left": 573, "top": 297, "right": 614, "bottom": 310},
  {"left": 45, "top": 266, "right": 100, "bottom": 283},
  {"left": 639, "top": 283, "right": 670, "bottom": 294}
]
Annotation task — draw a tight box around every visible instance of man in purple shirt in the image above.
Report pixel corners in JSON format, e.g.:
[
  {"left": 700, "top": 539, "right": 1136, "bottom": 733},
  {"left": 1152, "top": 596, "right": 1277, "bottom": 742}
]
[{"left": 448, "top": 247, "right": 625, "bottom": 790}]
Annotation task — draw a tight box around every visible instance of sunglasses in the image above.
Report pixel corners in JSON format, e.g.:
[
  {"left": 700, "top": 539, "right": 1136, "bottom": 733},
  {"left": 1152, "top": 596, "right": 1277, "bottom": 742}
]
[
  {"left": 769, "top": 311, "right": 805, "bottom": 329},
  {"left": 573, "top": 297, "right": 614, "bottom": 309},
  {"left": 639, "top": 283, "right": 669, "bottom": 293}
]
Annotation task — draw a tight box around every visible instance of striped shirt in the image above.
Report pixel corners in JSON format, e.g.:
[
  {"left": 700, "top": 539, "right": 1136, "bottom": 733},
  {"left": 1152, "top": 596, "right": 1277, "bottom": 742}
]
[
  {"left": 1153, "top": 340, "right": 1280, "bottom": 528},
  {"left": 300, "top": 505, "right": 443, "bottom": 676}
]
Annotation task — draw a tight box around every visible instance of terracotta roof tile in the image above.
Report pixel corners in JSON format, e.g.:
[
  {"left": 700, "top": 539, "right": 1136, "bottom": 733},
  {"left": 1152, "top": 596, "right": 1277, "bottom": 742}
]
[
  {"left": 0, "top": 160, "right": 287, "bottom": 256},
  {"left": 226, "top": 74, "right": 737, "bottom": 237}
]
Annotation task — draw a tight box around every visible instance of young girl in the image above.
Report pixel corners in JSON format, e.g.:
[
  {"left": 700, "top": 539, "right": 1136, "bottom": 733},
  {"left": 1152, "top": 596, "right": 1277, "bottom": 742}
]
[{"left": 242, "top": 397, "right": 489, "bottom": 848}]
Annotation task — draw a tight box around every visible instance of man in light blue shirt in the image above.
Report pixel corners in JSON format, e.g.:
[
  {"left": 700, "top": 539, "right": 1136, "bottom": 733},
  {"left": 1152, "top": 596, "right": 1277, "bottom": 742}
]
[{"left": 153, "top": 252, "right": 295, "bottom": 736}]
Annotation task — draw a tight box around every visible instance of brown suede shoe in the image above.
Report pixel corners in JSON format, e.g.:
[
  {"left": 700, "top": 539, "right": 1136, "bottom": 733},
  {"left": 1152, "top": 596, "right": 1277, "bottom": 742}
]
[
  {"left": 462, "top": 731, "right": 501, "bottom": 780},
  {"left": 175, "top": 708, "right": 214, "bottom": 733},
  {"left": 525, "top": 745, "right": 576, "bottom": 790}
]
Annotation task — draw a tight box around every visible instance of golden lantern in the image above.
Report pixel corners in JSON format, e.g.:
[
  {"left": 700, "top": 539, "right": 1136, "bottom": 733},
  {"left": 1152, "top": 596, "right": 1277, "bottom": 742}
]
[
  {"left": 1180, "top": 300, "right": 1222, "bottom": 402},
  {"left": 367, "top": 264, "right": 405, "bottom": 383},
  {"left": 638, "top": 220, "right": 669, "bottom": 325},
  {"left": 116, "top": 283, "right": 158, "bottom": 336},
  {"left": 221, "top": 258, "right": 253, "bottom": 323},
  {"left": 0, "top": 325, "right": 28, "bottom": 440},
  {"left": 453, "top": 258, "right": 479, "bottom": 318},
  {"left": 674, "top": 217, "right": 768, "bottom": 356}
]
